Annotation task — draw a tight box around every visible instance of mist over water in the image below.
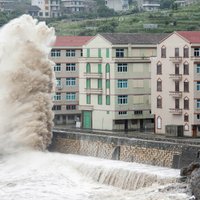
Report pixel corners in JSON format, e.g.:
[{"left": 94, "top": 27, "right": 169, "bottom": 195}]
[{"left": 0, "top": 15, "right": 55, "bottom": 153}]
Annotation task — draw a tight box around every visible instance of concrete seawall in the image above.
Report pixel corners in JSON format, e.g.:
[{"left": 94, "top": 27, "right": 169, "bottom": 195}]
[{"left": 50, "top": 130, "right": 200, "bottom": 169}]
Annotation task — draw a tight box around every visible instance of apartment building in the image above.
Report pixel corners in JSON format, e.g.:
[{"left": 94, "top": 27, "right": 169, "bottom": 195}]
[
  {"left": 31, "top": 0, "right": 61, "bottom": 18},
  {"left": 105, "top": 0, "right": 129, "bottom": 11},
  {"left": 61, "top": 0, "right": 86, "bottom": 13},
  {"left": 50, "top": 36, "right": 92, "bottom": 125},
  {"left": 0, "top": 0, "right": 14, "bottom": 12},
  {"left": 151, "top": 31, "right": 200, "bottom": 137},
  {"left": 79, "top": 33, "right": 166, "bottom": 131}
]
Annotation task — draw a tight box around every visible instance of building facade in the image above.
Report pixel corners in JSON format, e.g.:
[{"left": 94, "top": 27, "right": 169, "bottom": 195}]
[
  {"left": 50, "top": 36, "right": 92, "bottom": 125},
  {"left": 105, "top": 0, "right": 129, "bottom": 11},
  {"left": 61, "top": 0, "right": 86, "bottom": 13},
  {"left": 151, "top": 31, "right": 200, "bottom": 137},
  {"left": 79, "top": 33, "right": 166, "bottom": 131}
]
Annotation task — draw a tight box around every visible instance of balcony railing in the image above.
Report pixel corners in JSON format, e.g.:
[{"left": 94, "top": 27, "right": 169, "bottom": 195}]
[
  {"left": 191, "top": 56, "right": 200, "bottom": 61},
  {"left": 169, "top": 57, "right": 182, "bottom": 63},
  {"left": 80, "top": 57, "right": 102, "bottom": 63},
  {"left": 169, "top": 74, "right": 182, "bottom": 80},
  {"left": 85, "top": 88, "right": 102, "bottom": 94},
  {"left": 84, "top": 72, "right": 102, "bottom": 79},
  {"left": 169, "top": 108, "right": 183, "bottom": 115},
  {"left": 113, "top": 57, "right": 150, "bottom": 63},
  {"left": 169, "top": 91, "right": 182, "bottom": 98}
]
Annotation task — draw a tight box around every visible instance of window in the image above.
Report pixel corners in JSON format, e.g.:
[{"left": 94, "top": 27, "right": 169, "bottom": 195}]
[
  {"left": 183, "top": 46, "right": 189, "bottom": 58},
  {"left": 184, "top": 98, "right": 189, "bottom": 110},
  {"left": 161, "top": 46, "right": 166, "bottom": 58},
  {"left": 175, "top": 81, "right": 179, "bottom": 92},
  {"left": 98, "top": 48, "right": 101, "bottom": 58},
  {"left": 184, "top": 81, "right": 189, "bottom": 92},
  {"left": 86, "top": 63, "right": 91, "bottom": 73},
  {"left": 197, "top": 64, "right": 200, "bottom": 73},
  {"left": 118, "top": 111, "right": 127, "bottom": 115},
  {"left": 66, "top": 92, "right": 76, "bottom": 100},
  {"left": 56, "top": 78, "right": 61, "bottom": 86},
  {"left": 66, "top": 63, "right": 76, "bottom": 71},
  {"left": 184, "top": 114, "right": 189, "bottom": 122},
  {"left": 118, "top": 95, "right": 128, "bottom": 104},
  {"left": 194, "top": 48, "right": 200, "bottom": 57},
  {"left": 116, "top": 49, "right": 124, "bottom": 58},
  {"left": 66, "top": 105, "right": 76, "bottom": 110},
  {"left": 157, "top": 96, "right": 162, "bottom": 108},
  {"left": 197, "top": 82, "right": 200, "bottom": 91},
  {"left": 157, "top": 79, "right": 162, "bottom": 91},
  {"left": 98, "top": 79, "right": 102, "bottom": 89},
  {"left": 98, "top": 64, "right": 102, "bottom": 74},
  {"left": 54, "top": 92, "right": 61, "bottom": 101},
  {"left": 80, "top": 49, "right": 83, "bottom": 57},
  {"left": 106, "top": 48, "right": 110, "bottom": 58},
  {"left": 66, "top": 49, "right": 75, "bottom": 57},
  {"left": 106, "top": 63, "right": 110, "bottom": 73},
  {"left": 98, "top": 95, "right": 102, "bottom": 105},
  {"left": 175, "top": 98, "right": 180, "bottom": 109},
  {"left": 86, "top": 94, "right": 91, "bottom": 104},
  {"left": 197, "top": 100, "right": 200, "bottom": 108},
  {"left": 54, "top": 63, "right": 61, "bottom": 72},
  {"left": 134, "top": 110, "right": 143, "bottom": 115},
  {"left": 51, "top": 49, "right": 60, "bottom": 57},
  {"left": 157, "top": 116, "right": 162, "bottom": 129},
  {"left": 157, "top": 62, "right": 162, "bottom": 75},
  {"left": 183, "top": 63, "right": 189, "bottom": 75},
  {"left": 87, "top": 48, "right": 90, "bottom": 57},
  {"left": 197, "top": 114, "right": 200, "bottom": 119},
  {"left": 175, "top": 48, "right": 179, "bottom": 57},
  {"left": 66, "top": 78, "right": 76, "bottom": 86},
  {"left": 118, "top": 79, "right": 128, "bottom": 88},
  {"left": 86, "top": 79, "right": 91, "bottom": 89},
  {"left": 52, "top": 105, "right": 61, "bottom": 110},
  {"left": 106, "top": 95, "right": 110, "bottom": 105},
  {"left": 175, "top": 64, "right": 179, "bottom": 75},
  {"left": 117, "top": 63, "right": 127, "bottom": 72},
  {"left": 106, "top": 80, "right": 110, "bottom": 89}
]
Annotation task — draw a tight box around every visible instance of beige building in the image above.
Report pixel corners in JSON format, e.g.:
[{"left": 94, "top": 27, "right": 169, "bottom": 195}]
[
  {"left": 151, "top": 31, "right": 200, "bottom": 137},
  {"left": 79, "top": 33, "right": 166, "bottom": 131},
  {"left": 50, "top": 36, "right": 92, "bottom": 125},
  {"left": 105, "top": 0, "right": 129, "bottom": 11}
]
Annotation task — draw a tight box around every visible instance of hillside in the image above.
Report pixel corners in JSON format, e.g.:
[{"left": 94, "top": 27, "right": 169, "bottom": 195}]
[{"left": 49, "top": 2, "right": 200, "bottom": 36}]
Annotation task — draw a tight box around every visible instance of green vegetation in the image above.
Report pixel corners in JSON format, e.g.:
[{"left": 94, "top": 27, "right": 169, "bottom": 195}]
[{"left": 48, "top": 2, "right": 200, "bottom": 36}]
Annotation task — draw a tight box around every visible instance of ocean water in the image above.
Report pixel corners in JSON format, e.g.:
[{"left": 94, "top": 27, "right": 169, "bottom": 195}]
[{"left": 0, "top": 151, "right": 190, "bottom": 200}]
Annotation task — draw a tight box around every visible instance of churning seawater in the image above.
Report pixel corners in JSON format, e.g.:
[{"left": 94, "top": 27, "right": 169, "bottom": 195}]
[{"left": 0, "top": 151, "right": 190, "bottom": 200}]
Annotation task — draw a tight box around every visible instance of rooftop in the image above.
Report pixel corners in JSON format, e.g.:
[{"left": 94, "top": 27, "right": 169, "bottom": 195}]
[
  {"left": 177, "top": 31, "right": 200, "bottom": 43},
  {"left": 101, "top": 33, "right": 168, "bottom": 45},
  {"left": 53, "top": 36, "right": 93, "bottom": 47}
]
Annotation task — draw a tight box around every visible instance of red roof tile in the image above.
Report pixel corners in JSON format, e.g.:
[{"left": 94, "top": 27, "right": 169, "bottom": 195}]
[
  {"left": 177, "top": 31, "right": 200, "bottom": 43},
  {"left": 53, "top": 36, "right": 93, "bottom": 47}
]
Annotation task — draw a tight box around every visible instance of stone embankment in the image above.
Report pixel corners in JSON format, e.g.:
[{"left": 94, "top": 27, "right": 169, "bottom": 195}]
[{"left": 50, "top": 130, "right": 200, "bottom": 169}]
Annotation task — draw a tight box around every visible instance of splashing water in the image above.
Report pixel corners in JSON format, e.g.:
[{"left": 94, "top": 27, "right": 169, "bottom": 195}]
[{"left": 0, "top": 15, "right": 55, "bottom": 153}]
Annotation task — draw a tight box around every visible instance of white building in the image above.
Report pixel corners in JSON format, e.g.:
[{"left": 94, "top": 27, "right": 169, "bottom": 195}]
[{"left": 105, "top": 0, "right": 129, "bottom": 11}]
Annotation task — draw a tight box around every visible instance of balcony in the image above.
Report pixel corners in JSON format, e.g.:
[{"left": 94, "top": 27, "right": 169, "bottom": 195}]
[
  {"left": 169, "top": 108, "right": 183, "bottom": 115},
  {"left": 56, "top": 85, "right": 63, "bottom": 90},
  {"left": 84, "top": 72, "right": 102, "bottom": 79},
  {"left": 113, "top": 57, "right": 150, "bottom": 63},
  {"left": 191, "top": 56, "right": 200, "bottom": 62},
  {"left": 85, "top": 88, "right": 102, "bottom": 94},
  {"left": 80, "top": 57, "right": 102, "bottom": 63},
  {"left": 169, "top": 91, "right": 182, "bottom": 98},
  {"left": 169, "top": 74, "right": 182, "bottom": 81},
  {"left": 169, "top": 57, "right": 182, "bottom": 63}
]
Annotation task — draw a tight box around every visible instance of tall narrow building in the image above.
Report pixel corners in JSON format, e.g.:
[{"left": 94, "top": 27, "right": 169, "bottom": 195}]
[{"left": 151, "top": 31, "right": 200, "bottom": 137}]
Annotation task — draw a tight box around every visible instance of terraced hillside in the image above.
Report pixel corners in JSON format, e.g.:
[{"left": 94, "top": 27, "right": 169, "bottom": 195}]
[{"left": 49, "top": 2, "right": 200, "bottom": 35}]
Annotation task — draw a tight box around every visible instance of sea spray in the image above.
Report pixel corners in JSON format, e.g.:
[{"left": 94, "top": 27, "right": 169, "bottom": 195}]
[{"left": 0, "top": 15, "right": 55, "bottom": 153}]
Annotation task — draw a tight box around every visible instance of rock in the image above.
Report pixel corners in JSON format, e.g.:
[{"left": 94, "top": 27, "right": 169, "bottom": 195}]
[{"left": 180, "top": 162, "right": 200, "bottom": 200}]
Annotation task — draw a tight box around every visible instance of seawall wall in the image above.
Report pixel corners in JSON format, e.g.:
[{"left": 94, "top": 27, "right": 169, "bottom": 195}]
[{"left": 50, "top": 130, "right": 200, "bottom": 169}]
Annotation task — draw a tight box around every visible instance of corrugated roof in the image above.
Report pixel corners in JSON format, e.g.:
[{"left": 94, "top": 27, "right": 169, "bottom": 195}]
[
  {"left": 100, "top": 33, "right": 168, "bottom": 45},
  {"left": 177, "top": 31, "right": 200, "bottom": 43},
  {"left": 53, "top": 36, "right": 93, "bottom": 47}
]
